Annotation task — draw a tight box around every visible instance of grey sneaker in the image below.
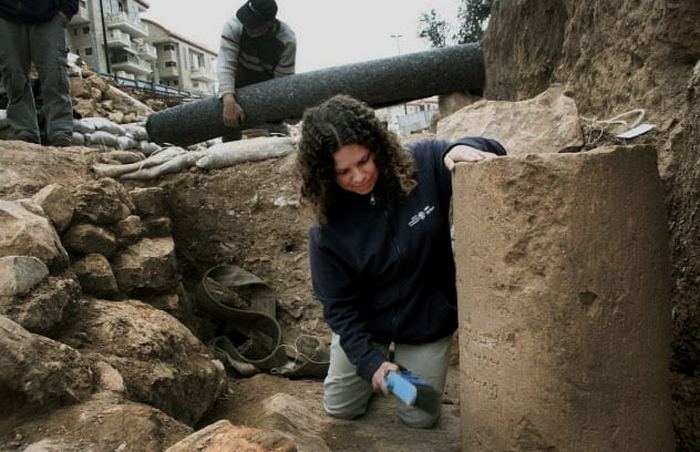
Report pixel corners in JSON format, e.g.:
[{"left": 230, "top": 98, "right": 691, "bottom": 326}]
[{"left": 50, "top": 134, "right": 72, "bottom": 147}]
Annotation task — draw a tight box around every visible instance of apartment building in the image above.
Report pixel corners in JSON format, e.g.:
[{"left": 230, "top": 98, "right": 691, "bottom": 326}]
[
  {"left": 67, "top": 0, "right": 155, "bottom": 81},
  {"left": 65, "top": 0, "right": 216, "bottom": 96},
  {"left": 143, "top": 19, "right": 218, "bottom": 96}
]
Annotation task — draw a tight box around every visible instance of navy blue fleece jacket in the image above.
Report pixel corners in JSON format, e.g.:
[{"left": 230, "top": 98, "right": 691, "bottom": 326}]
[{"left": 309, "top": 136, "right": 507, "bottom": 381}]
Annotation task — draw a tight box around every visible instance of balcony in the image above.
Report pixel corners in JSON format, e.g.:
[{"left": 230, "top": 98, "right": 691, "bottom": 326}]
[
  {"left": 138, "top": 43, "right": 158, "bottom": 61},
  {"left": 111, "top": 53, "right": 152, "bottom": 76},
  {"left": 70, "top": 1, "right": 90, "bottom": 24},
  {"left": 160, "top": 64, "right": 180, "bottom": 79},
  {"left": 190, "top": 67, "right": 217, "bottom": 83},
  {"left": 106, "top": 12, "right": 148, "bottom": 38},
  {"left": 107, "top": 30, "right": 131, "bottom": 49}
]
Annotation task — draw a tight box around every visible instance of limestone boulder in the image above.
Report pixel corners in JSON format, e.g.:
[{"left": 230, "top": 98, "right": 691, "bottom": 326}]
[
  {"left": 73, "top": 178, "right": 133, "bottom": 225},
  {"left": 62, "top": 223, "right": 117, "bottom": 257},
  {"left": 71, "top": 253, "right": 119, "bottom": 298},
  {"left": 32, "top": 184, "right": 75, "bottom": 233},
  {"left": 1, "top": 393, "right": 192, "bottom": 451},
  {"left": 166, "top": 420, "right": 296, "bottom": 452},
  {"left": 114, "top": 215, "right": 145, "bottom": 245},
  {"left": 0, "top": 199, "right": 69, "bottom": 271},
  {"left": 0, "top": 315, "right": 93, "bottom": 418},
  {"left": 68, "top": 299, "right": 226, "bottom": 425},
  {"left": 112, "top": 237, "right": 178, "bottom": 293},
  {"left": 129, "top": 187, "right": 167, "bottom": 218},
  {"left": 0, "top": 256, "right": 48, "bottom": 297},
  {"left": 143, "top": 216, "right": 172, "bottom": 237},
  {"left": 437, "top": 85, "right": 583, "bottom": 156},
  {"left": 0, "top": 276, "right": 81, "bottom": 335}
]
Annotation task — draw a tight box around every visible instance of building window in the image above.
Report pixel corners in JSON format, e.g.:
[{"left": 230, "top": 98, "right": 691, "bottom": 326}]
[
  {"left": 80, "top": 0, "right": 87, "bottom": 7},
  {"left": 173, "top": 80, "right": 178, "bottom": 86},
  {"left": 85, "top": 47, "right": 93, "bottom": 55},
  {"left": 73, "top": 28, "right": 78, "bottom": 36},
  {"left": 164, "top": 61, "right": 177, "bottom": 68},
  {"left": 193, "top": 82, "right": 199, "bottom": 88},
  {"left": 82, "top": 26, "right": 90, "bottom": 34},
  {"left": 164, "top": 44, "right": 175, "bottom": 51}
]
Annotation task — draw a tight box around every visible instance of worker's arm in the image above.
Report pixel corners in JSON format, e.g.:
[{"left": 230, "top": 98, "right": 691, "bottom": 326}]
[{"left": 217, "top": 19, "right": 245, "bottom": 128}]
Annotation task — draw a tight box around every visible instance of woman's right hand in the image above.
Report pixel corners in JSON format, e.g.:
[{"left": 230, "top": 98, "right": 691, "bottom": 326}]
[
  {"left": 371, "top": 361, "right": 400, "bottom": 395},
  {"left": 222, "top": 94, "right": 245, "bottom": 128}
]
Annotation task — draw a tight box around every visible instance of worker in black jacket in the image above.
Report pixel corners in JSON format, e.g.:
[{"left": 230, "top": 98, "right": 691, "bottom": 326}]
[
  {"left": 296, "top": 94, "right": 507, "bottom": 428},
  {"left": 0, "top": 0, "right": 78, "bottom": 146}
]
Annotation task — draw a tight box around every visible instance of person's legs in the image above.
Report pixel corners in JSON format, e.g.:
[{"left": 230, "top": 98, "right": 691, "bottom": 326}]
[
  {"left": 0, "top": 17, "right": 40, "bottom": 143},
  {"left": 323, "top": 333, "right": 388, "bottom": 420},
  {"left": 393, "top": 334, "right": 452, "bottom": 428},
  {"left": 31, "top": 14, "right": 73, "bottom": 145}
]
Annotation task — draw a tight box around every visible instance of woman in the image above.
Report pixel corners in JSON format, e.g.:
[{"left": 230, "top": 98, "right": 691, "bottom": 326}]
[{"left": 296, "top": 95, "right": 506, "bottom": 428}]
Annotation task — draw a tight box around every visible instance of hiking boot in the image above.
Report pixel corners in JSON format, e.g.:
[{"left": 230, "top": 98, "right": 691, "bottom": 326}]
[{"left": 49, "top": 134, "right": 72, "bottom": 147}]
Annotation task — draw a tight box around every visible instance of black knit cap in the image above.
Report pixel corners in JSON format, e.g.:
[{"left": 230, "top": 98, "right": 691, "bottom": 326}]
[{"left": 236, "top": 0, "right": 278, "bottom": 29}]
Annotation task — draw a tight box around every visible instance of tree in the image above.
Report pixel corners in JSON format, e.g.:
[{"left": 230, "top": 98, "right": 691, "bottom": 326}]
[
  {"left": 455, "top": 0, "right": 492, "bottom": 43},
  {"left": 418, "top": 9, "right": 449, "bottom": 48},
  {"left": 418, "top": 0, "right": 492, "bottom": 48}
]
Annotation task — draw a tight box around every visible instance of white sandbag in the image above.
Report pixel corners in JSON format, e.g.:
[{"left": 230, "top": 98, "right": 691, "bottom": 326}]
[
  {"left": 73, "top": 118, "right": 96, "bottom": 134},
  {"left": 117, "top": 136, "right": 139, "bottom": 150},
  {"left": 82, "top": 117, "right": 126, "bottom": 136},
  {"left": 140, "top": 141, "right": 162, "bottom": 156},
  {"left": 92, "top": 147, "right": 186, "bottom": 177},
  {"left": 123, "top": 123, "right": 148, "bottom": 141},
  {"left": 120, "top": 151, "right": 206, "bottom": 180},
  {"left": 71, "top": 132, "right": 85, "bottom": 146},
  {"left": 102, "top": 150, "right": 145, "bottom": 164},
  {"left": 87, "top": 130, "right": 120, "bottom": 148},
  {"left": 196, "top": 136, "right": 295, "bottom": 170}
]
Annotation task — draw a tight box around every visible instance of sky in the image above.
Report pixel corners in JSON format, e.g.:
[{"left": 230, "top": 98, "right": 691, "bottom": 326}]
[{"left": 141, "top": 0, "right": 460, "bottom": 73}]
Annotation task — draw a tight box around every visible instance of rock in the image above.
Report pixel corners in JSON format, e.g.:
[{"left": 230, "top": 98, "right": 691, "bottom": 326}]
[
  {"left": 165, "top": 420, "right": 296, "bottom": 452},
  {"left": 129, "top": 187, "right": 166, "bottom": 218},
  {"left": 0, "top": 315, "right": 93, "bottom": 416},
  {"left": 94, "top": 361, "right": 125, "bottom": 393},
  {"left": 0, "top": 256, "right": 48, "bottom": 297},
  {"left": 437, "top": 85, "right": 584, "bottom": 156},
  {"left": 112, "top": 237, "right": 177, "bottom": 293},
  {"left": 0, "top": 276, "right": 81, "bottom": 335},
  {"left": 85, "top": 74, "right": 109, "bottom": 93},
  {"left": 108, "top": 111, "right": 125, "bottom": 124},
  {"left": 143, "top": 216, "right": 172, "bottom": 237},
  {"left": 74, "top": 178, "right": 133, "bottom": 225},
  {"left": 74, "top": 98, "right": 98, "bottom": 118},
  {"left": 2, "top": 393, "right": 192, "bottom": 451},
  {"left": 66, "top": 299, "right": 227, "bottom": 425},
  {"left": 114, "top": 215, "right": 145, "bottom": 244},
  {"left": 32, "top": 184, "right": 76, "bottom": 233},
  {"left": 439, "top": 92, "right": 482, "bottom": 118},
  {"left": 0, "top": 200, "right": 69, "bottom": 271},
  {"left": 71, "top": 253, "right": 119, "bottom": 298},
  {"left": 62, "top": 223, "right": 117, "bottom": 258},
  {"left": 70, "top": 77, "right": 90, "bottom": 99}
]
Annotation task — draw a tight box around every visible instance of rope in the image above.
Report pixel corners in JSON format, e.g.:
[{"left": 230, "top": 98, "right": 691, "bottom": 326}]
[
  {"left": 272, "top": 334, "right": 331, "bottom": 366},
  {"left": 580, "top": 108, "right": 646, "bottom": 146}
]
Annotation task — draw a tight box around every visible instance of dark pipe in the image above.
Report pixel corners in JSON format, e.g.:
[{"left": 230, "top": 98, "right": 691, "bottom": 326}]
[{"left": 146, "top": 43, "right": 484, "bottom": 146}]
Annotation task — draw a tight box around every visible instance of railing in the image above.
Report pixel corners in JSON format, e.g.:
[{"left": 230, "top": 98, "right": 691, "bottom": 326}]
[
  {"left": 106, "top": 12, "right": 148, "bottom": 36},
  {"left": 98, "top": 72, "right": 204, "bottom": 102}
]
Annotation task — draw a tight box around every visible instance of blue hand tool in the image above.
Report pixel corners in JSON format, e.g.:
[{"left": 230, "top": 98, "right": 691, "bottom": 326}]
[{"left": 384, "top": 370, "right": 441, "bottom": 414}]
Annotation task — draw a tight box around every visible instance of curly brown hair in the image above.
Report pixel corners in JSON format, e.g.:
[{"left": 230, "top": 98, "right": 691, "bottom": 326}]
[{"left": 296, "top": 95, "right": 416, "bottom": 225}]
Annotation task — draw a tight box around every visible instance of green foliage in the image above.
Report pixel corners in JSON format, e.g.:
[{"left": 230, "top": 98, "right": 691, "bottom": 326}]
[
  {"left": 418, "top": 0, "right": 492, "bottom": 48},
  {"left": 418, "top": 9, "right": 449, "bottom": 48},
  {"left": 455, "top": 0, "right": 492, "bottom": 43}
]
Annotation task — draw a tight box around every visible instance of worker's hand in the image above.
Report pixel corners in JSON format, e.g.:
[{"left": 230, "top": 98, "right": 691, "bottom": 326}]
[
  {"left": 371, "top": 361, "right": 400, "bottom": 395},
  {"left": 222, "top": 94, "right": 245, "bottom": 128},
  {"left": 443, "top": 145, "right": 497, "bottom": 171}
]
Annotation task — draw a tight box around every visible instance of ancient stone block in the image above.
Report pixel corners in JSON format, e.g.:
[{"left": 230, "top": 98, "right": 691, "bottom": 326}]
[
  {"left": 452, "top": 145, "right": 674, "bottom": 451},
  {"left": 62, "top": 223, "right": 117, "bottom": 258},
  {"left": 32, "top": 184, "right": 75, "bottom": 233}
]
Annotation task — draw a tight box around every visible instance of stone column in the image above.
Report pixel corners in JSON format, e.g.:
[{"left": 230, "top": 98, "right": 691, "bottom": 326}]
[{"left": 452, "top": 146, "right": 674, "bottom": 451}]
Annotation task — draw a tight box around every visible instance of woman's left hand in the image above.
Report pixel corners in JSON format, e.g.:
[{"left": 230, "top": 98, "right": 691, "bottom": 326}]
[{"left": 443, "top": 145, "right": 498, "bottom": 171}]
